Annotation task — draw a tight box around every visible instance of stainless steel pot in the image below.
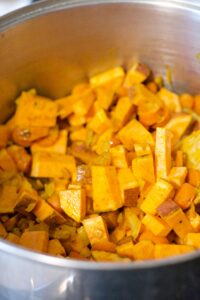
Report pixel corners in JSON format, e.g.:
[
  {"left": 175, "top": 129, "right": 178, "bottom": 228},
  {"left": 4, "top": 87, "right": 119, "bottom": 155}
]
[{"left": 1, "top": 1, "right": 200, "bottom": 299}]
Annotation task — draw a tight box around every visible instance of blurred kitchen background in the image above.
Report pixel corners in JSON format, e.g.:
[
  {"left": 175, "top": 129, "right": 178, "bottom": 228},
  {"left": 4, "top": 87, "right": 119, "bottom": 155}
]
[{"left": 0, "top": 0, "right": 37, "bottom": 16}]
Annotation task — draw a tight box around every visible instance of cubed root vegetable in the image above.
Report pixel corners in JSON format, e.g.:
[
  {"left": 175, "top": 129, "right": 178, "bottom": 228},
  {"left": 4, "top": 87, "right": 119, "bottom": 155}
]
[
  {"left": 154, "top": 244, "right": 194, "bottom": 259},
  {"left": 20, "top": 231, "right": 49, "bottom": 253},
  {"left": 83, "top": 216, "right": 109, "bottom": 246}
]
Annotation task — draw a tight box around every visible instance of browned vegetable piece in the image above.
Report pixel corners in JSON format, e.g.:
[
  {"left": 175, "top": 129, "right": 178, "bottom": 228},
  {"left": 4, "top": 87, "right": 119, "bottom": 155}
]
[
  {"left": 15, "top": 190, "right": 39, "bottom": 214},
  {"left": 0, "top": 222, "right": 7, "bottom": 238},
  {"left": 48, "top": 239, "right": 66, "bottom": 256},
  {"left": 83, "top": 215, "right": 109, "bottom": 246},
  {"left": 101, "top": 211, "right": 119, "bottom": 230},
  {"left": 0, "top": 149, "right": 17, "bottom": 172}
]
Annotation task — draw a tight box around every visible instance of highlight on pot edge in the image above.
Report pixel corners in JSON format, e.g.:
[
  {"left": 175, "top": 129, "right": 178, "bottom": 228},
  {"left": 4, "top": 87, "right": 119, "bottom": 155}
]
[{"left": 0, "top": 62, "right": 200, "bottom": 262}]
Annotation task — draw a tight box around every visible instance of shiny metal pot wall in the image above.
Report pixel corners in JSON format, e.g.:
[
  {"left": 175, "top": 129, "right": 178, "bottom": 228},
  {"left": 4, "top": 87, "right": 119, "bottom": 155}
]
[{"left": 0, "top": 1, "right": 200, "bottom": 299}]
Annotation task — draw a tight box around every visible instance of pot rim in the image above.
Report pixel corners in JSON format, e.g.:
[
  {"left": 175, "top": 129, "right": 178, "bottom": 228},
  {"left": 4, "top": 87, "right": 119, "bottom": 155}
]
[{"left": 0, "top": 0, "right": 200, "bottom": 270}]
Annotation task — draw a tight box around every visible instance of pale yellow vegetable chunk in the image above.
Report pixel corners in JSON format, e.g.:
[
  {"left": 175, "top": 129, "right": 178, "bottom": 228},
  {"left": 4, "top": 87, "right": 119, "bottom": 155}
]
[{"left": 83, "top": 215, "right": 109, "bottom": 246}]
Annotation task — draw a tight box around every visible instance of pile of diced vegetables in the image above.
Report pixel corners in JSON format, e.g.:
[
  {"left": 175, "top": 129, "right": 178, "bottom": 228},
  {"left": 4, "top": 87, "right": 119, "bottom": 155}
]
[{"left": 1, "top": 63, "right": 200, "bottom": 262}]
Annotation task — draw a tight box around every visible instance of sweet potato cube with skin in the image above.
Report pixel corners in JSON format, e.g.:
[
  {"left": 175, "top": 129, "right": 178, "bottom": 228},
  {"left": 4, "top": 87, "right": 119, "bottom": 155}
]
[
  {"left": 139, "top": 231, "right": 169, "bottom": 244},
  {"left": 12, "top": 126, "right": 49, "bottom": 147},
  {"left": 88, "top": 109, "right": 111, "bottom": 134},
  {"left": 118, "top": 119, "right": 154, "bottom": 150},
  {"left": 14, "top": 91, "right": 57, "bottom": 127},
  {"left": 112, "top": 97, "right": 135, "bottom": 130},
  {"left": 31, "top": 152, "right": 76, "bottom": 180},
  {"left": 48, "top": 239, "right": 66, "bottom": 256},
  {"left": 158, "top": 88, "right": 181, "bottom": 113},
  {"left": 0, "top": 222, "right": 7, "bottom": 238},
  {"left": 185, "top": 233, "right": 200, "bottom": 248},
  {"left": 7, "top": 145, "right": 31, "bottom": 173},
  {"left": 0, "top": 125, "right": 9, "bottom": 149},
  {"left": 101, "top": 211, "right": 118, "bottom": 230},
  {"left": 20, "top": 231, "right": 49, "bottom": 253},
  {"left": 6, "top": 233, "right": 20, "bottom": 244},
  {"left": 165, "top": 114, "right": 192, "bottom": 145},
  {"left": 140, "top": 179, "right": 174, "bottom": 215},
  {"left": 92, "top": 166, "right": 123, "bottom": 212},
  {"left": 31, "top": 130, "right": 68, "bottom": 154},
  {"left": 155, "top": 127, "right": 172, "bottom": 179},
  {"left": 83, "top": 215, "right": 109, "bottom": 246},
  {"left": 163, "top": 208, "right": 194, "bottom": 239},
  {"left": 124, "top": 208, "right": 142, "bottom": 240},
  {"left": 142, "top": 214, "right": 171, "bottom": 237},
  {"left": 90, "top": 67, "right": 125, "bottom": 88},
  {"left": 59, "top": 188, "right": 86, "bottom": 223},
  {"left": 187, "top": 169, "right": 200, "bottom": 187},
  {"left": 0, "top": 149, "right": 17, "bottom": 172},
  {"left": 167, "top": 167, "right": 188, "bottom": 189},
  {"left": 117, "top": 168, "right": 140, "bottom": 206},
  {"left": 124, "top": 63, "right": 150, "bottom": 87},
  {"left": 0, "top": 185, "right": 18, "bottom": 213},
  {"left": 157, "top": 199, "right": 179, "bottom": 217},
  {"left": 15, "top": 190, "right": 39, "bottom": 214},
  {"left": 154, "top": 244, "right": 194, "bottom": 259},
  {"left": 110, "top": 145, "right": 128, "bottom": 169},
  {"left": 33, "top": 199, "right": 66, "bottom": 225},
  {"left": 174, "top": 183, "right": 197, "bottom": 209},
  {"left": 132, "top": 154, "right": 155, "bottom": 184},
  {"left": 185, "top": 204, "right": 200, "bottom": 231}
]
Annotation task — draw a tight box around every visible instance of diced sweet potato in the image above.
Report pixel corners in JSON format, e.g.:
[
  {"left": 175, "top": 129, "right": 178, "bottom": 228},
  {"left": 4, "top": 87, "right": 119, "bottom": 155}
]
[
  {"left": 101, "top": 211, "right": 118, "bottom": 230},
  {"left": 0, "top": 185, "right": 18, "bottom": 213},
  {"left": 92, "top": 250, "right": 127, "bottom": 262},
  {"left": 20, "top": 230, "right": 49, "bottom": 253},
  {"left": 158, "top": 88, "right": 181, "bottom": 113},
  {"left": 83, "top": 215, "right": 109, "bottom": 246},
  {"left": 167, "top": 167, "right": 187, "bottom": 189},
  {"left": 154, "top": 244, "right": 194, "bottom": 259},
  {"left": 163, "top": 208, "right": 194, "bottom": 239},
  {"left": 187, "top": 169, "right": 200, "bottom": 187},
  {"left": 92, "top": 241, "right": 116, "bottom": 253},
  {"left": 14, "top": 91, "right": 57, "bottom": 127},
  {"left": 48, "top": 239, "right": 66, "bottom": 256},
  {"left": 59, "top": 188, "right": 86, "bottom": 223},
  {"left": 175, "top": 150, "right": 185, "bottom": 167},
  {"left": 116, "top": 240, "right": 135, "bottom": 259},
  {"left": 15, "top": 190, "right": 39, "bottom": 213},
  {"left": 131, "top": 240, "right": 155, "bottom": 260},
  {"left": 88, "top": 109, "right": 111, "bottom": 134},
  {"left": 92, "top": 129, "right": 112, "bottom": 155},
  {"left": 118, "top": 119, "right": 154, "bottom": 150},
  {"left": 124, "top": 208, "right": 141, "bottom": 240},
  {"left": 180, "top": 94, "right": 194, "bottom": 109},
  {"left": 110, "top": 145, "right": 128, "bottom": 168},
  {"left": 33, "top": 199, "right": 66, "bottom": 225},
  {"left": 142, "top": 214, "right": 171, "bottom": 237},
  {"left": 174, "top": 183, "right": 197, "bottom": 209},
  {"left": 157, "top": 199, "right": 179, "bottom": 217},
  {"left": 155, "top": 127, "right": 171, "bottom": 179},
  {"left": 90, "top": 67, "right": 125, "bottom": 88},
  {"left": 134, "top": 143, "right": 151, "bottom": 157},
  {"left": 140, "top": 179, "right": 174, "bottom": 215},
  {"left": 132, "top": 154, "right": 155, "bottom": 184},
  {"left": 181, "top": 130, "right": 200, "bottom": 170},
  {"left": 185, "top": 233, "right": 200, "bottom": 248},
  {"left": 165, "top": 114, "right": 192, "bottom": 144},
  {"left": 31, "top": 129, "right": 68, "bottom": 154},
  {"left": 31, "top": 152, "right": 76, "bottom": 179},
  {"left": 124, "top": 63, "right": 150, "bottom": 87},
  {"left": 112, "top": 97, "right": 135, "bottom": 130},
  {"left": 7, "top": 145, "right": 31, "bottom": 173},
  {"left": 139, "top": 231, "right": 169, "bottom": 244},
  {"left": 92, "top": 166, "right": 123, "bottom": 212}
]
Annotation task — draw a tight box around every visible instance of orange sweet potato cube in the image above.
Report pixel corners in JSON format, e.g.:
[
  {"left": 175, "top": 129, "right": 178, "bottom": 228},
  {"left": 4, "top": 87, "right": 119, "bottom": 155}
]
[
  {"left": 138, "top": 231, "right": 169, "bottom": 244},
  {"left": 174, "top": 183, "right": 197, "bottom": 209},
  {"left": 112, "top": 97, "right": 135, "bottom": 130},
  {"left": 6, "top": 233, "right": 20, "bottom": 244},
  {"left": 187, "top": 169, "right": 200, "bottom": 187},
  {"left": 31, "top": 152, "right": 76, "bottom": 179},
  {"left": 7, "top": 145, "right": 31, "bottom": 173},
  {"left": 59, "top": 188, "right": 86, "bottom": 223},
  {"left": 90, "top": 67, "right": 125, "bottom": 88},
  {"left": 132, "top": 154, "right": 155, "bottom": 184},
  {"left": 0, "top": 222, "right": 7, "bottom": 238},
  {"left": 92, "top": 166, "right": 123, "bottom": 212},
  {"left": 154, "top": 244, "right": 194, "bottom": 259},
  {"left": 20, "top": 231, "right": 49, "bottom": 253},
  {"left": 165, "top": 114, "right": 192, "bottom": 144},
  {"left": 15, "top": 190, "right": 39, "bottom": 214},
  {"left": 33, "top": 199, "right": 66, "bottom": 225},
  {"left": 155, "top": 127, "right": 172, "bottom": 179},
  {"left": 0, "top": 149, "right": 17, "bottom": 172},
  {"left": 142, "top": 214, "right": 171, "bottom": 237},
  {"left": 14, "top": 91, "right": 57, "bottom": 127},
  {"left": 140, "top": 179, "right": 174, "bottom": 215},
  {"left": 158, "top": 88, "right": 181, "bottom": 113},
  {"left": 110, "top": 145, "right": 128, "bottom": 169},
  {"left": 167, "top": 167, "right": 187, "bottom": 189},
  {"left": 0, "top": 185, "right": 18, "bottom": 213},
  {"left": 88, "top": 109, "right": 111, "bottom": 134},
  {"left": 118, "top": 119, "right": 154, "bottom": 150},
  {"left": 185, "top": 233, "right": 200, "bottom": 248},
  {"left": 48, "top": 239, "right": 66, "bottom": 256},
  {"left": 83, "top": 215, "right": 109, "bottom": 246},
  {"left": 124, "top": 63, "right": 150, "bottom": 87}
]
